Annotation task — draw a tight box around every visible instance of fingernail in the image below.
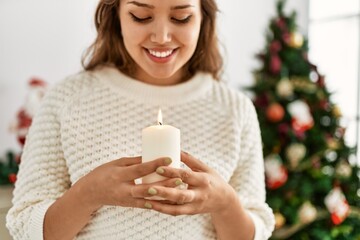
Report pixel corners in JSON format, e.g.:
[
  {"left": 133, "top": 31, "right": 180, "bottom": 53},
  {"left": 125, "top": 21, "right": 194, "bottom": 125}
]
[
  {"left": 148, "top": 187, "right": 157, "bottom": 195},
  {"left": 156, "top": 167, "right": 165, "bottom": 174},
  {"left": 144, "top": 202, "right": 152, "bottom": 209},
  {"left": 164, "top": 157, "right": 172, "bottom": 165},
  {"left": 175, "top": 179, "right": 183, "bottom": 186}
]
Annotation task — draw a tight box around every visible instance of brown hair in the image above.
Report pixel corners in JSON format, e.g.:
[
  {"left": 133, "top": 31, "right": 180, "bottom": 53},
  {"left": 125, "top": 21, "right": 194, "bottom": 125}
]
[{"left": 82, "top": 0, "right": 223, "bottom": 81}]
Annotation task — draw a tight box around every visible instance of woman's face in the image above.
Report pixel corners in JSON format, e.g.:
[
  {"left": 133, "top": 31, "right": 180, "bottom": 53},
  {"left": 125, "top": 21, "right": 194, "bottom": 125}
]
[{"left": 119, "top": 0, "right": 202, "bottom": 85}]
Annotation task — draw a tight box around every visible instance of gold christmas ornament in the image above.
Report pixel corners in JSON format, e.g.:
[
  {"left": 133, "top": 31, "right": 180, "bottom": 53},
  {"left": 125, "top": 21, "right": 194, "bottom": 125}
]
[
  {"left": 299, "top": 202, "right": 317, "bottom": 224},
  {"left": 275, "top": 212, "right": 286, "bottom": 229},
  {"left": 336, "top": 160, "right": 352, "bottom": 178},
  {"left": 332, "top": 105, "right": 342, "bottom": 118},
  {"left": 289, "top": 32, "right": 304, "bottom": 48},
  {"left": 276, "top": 78, "right": 294, "bottom": 98},
  {"left": 286, "top": 143, "right": 306, "bottom": 169},
  {"left": 327, "top": 138, "right": 340, "bottom": 150}
]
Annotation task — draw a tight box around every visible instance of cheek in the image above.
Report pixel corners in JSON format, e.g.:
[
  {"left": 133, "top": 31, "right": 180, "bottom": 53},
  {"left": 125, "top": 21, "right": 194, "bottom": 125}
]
[
  {"left": 120, "top": 16, "right": 146, "bottom": 47},
  {"left": 122, "top": 25, "right": 140, "bottom": 45},
  {"left": 177, "top": 26, "right": 201, "bottom": 49}
]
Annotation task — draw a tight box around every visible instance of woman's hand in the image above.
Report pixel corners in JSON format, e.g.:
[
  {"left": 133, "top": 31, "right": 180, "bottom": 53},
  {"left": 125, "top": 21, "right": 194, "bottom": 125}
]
[
  {"left": 143, "top": 152, "right": 239, "bottom": 216},
  {"left": 74, "top": 156, "right": 182, "bottom": 211}
]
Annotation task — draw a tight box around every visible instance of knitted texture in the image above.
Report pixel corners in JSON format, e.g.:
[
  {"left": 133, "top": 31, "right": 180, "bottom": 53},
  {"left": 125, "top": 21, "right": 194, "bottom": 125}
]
[{"left": 7, "top": 66, "right": 275, "bottom": 240}]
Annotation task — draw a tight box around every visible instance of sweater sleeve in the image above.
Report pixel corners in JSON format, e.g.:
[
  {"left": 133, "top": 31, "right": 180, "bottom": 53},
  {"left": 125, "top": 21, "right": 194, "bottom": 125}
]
[
  {"left": 229, "top": 97, "right": 275, "bottom": 240},
  {"left": 6, "top": 83, "right": 72, "bottom": 240}
]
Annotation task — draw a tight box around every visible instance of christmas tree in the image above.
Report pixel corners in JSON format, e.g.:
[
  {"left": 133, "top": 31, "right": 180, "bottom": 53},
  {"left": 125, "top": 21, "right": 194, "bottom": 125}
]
[
  {"left": 248, "top": 1, "right": 360, "bottom": 239},
  {"left": 0, "top": 78, "right": 47, "bottom": 185},
  {"left": 0, "top": 151, "right": 18, "bottom": 185}
]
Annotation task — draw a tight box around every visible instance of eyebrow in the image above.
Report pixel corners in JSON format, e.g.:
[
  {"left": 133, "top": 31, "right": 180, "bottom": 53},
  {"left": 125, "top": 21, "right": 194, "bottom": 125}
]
[
  {"left": 127, "top": 1, "right": 195, "bottom": 10},
  {"left": 171, "top": 4, "right": 195, "bottom": 10},
  {"left": 127, "top": 1, "right": 154, "bottom": 9}
]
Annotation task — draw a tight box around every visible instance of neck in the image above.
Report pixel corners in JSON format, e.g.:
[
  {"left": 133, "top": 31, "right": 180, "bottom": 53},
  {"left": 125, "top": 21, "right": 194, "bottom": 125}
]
[{"left": 134, "top": 68, "right": 190, "bottom": 86}]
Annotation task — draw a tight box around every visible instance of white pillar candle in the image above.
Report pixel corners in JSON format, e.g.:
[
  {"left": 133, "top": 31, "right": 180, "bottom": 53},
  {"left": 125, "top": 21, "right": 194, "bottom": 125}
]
[{"left": 142, "top": 109, "right": 181, "bottom": 184}]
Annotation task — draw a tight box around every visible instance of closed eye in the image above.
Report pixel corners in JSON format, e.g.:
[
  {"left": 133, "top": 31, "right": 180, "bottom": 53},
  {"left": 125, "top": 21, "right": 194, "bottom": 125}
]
[
  {"left": 129, "top": 13, "right": 152, "bottom": 23},
  {"left": 172, "top": 15, "right": 193, "bottom": 24}
]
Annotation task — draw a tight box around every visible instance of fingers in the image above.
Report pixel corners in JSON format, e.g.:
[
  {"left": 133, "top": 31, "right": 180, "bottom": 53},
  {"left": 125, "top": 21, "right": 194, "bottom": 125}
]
[
  {"left": 156, "top": 165, "right": 209, "bottom": 186},
  {"left": 112, "top": 156, "right": 142, "bottom": 167},
  {"left": 148, "top": 186, "right": 196, "bottom": 204},
  {"left": 130, "top": 178, "right": 183, "bottom": 198},
  {"left": 123, "top": 157, "right": 172, "bottom": 180},
  {"left": 132, "top": 198, "right": 156, "bottom": 210},
  {"left": 146, "top": 201, "right": 195, "bottom": 216},
  {"left": 133, "top": 196, "right": 195, "bottom": 216},
  {"left": 181, "top": 151, "right": 210, "bottom": 172}
]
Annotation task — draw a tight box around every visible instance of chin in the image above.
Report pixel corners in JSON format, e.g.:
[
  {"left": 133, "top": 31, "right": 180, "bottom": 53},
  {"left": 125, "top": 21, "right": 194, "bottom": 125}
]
[
  {"left": 150, "top": 72, "right": 174, "bottom": 80},
  {"left": 147, "top": 69, "right": 179, "bottom": 80}
]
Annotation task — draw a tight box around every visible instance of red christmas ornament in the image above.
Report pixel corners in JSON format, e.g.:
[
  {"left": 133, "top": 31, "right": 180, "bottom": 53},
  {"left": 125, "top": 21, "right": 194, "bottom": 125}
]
[
  {"left": 270, "top": 54, "right": 282, "bottom": 75},
  {"left": 278, "top": 123, "right": 290, "bottom": 135},
  {"left": 325, "top": 187, "right": 350, "bottom": 225},
  {"left": 10, "top": 78, "right": 47, "bottom": 147},
  {"left": 266, "top": 103, "right": 285, "bottom": 122},
  {"left": 8, "top": 173, "right": 17, "bottom": 184},
  {"left": 282, "top": 32, "right": 291, "bottom": 45},
  {"left": 29, "top": 77, "right": 47, "bottom": 87},
  {"left": 16, "top": 109, "right": 33, "bottom": 146},
  {"left": 267, "top": 166, "right": 288, "bottom": 189},
  {"left": 270, "top": 40, "right": 282, "bottom": 53},
  {"left": 265, "top": 155, "right": 288, "bottom": 189},
  {"left": 288, "top": 100, "right": 314, "bottom": 132},
  {"left": 291, "top": 118, "right": 314, "bottom": 133},
  {"left": 276, "top": 17, "right": 286, "bottom": 30},
  {"left": 254, "top": 94, "right": 270, "bottom": 108}
]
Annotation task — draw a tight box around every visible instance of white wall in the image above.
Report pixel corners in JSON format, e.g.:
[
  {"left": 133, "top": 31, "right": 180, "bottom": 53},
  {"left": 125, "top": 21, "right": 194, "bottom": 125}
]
[
  {"left": 0, "top": 0, "right": 308, "bottom": 154},
  {"left": 0, "top": 0, "right": 98, "bottom": 153},
  {"left": 218, "top": 0, "right": 309, "bottom": 88}
]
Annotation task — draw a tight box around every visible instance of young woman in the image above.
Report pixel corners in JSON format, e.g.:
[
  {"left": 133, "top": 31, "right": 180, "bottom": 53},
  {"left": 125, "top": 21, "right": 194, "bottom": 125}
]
[{"left": 7, "top": 0, "right": 275, "bottom": 239}]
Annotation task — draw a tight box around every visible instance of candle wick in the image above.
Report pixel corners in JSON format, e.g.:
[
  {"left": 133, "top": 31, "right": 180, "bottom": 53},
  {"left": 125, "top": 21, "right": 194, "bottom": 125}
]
[{"left": 158, "top": 122, "right": 163, "bottom": 126}]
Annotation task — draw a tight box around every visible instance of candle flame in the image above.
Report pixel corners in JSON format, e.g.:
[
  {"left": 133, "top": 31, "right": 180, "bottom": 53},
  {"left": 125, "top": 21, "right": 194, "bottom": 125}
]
[{"left": 158, "top": 109, "right": 163, "bottom": 125}]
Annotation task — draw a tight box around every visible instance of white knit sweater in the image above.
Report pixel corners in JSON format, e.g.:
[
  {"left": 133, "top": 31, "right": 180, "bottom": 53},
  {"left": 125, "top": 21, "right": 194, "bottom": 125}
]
[{"left": 7, "top": 66, "right": 275, "bottom": 240}]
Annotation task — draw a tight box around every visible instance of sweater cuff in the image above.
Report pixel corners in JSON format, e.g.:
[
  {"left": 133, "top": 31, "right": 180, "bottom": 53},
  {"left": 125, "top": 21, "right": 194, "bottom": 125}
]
[
  {"left": 247, "top": 211, "right": 264, "bottom": 240},
  {"left": 29, "top": 200, "right": 56, "bottom": 240}
]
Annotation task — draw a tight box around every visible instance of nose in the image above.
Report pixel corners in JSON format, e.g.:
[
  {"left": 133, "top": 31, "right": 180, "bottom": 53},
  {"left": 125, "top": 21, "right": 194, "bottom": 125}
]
[{"left": 150, "top": 21, "right": 172, "bottom": 44}]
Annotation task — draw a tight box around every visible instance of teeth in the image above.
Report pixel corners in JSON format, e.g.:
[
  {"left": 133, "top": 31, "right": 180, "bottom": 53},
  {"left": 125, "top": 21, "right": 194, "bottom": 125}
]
[{"left": 148, "top": 49, "right": 173, "bottom": 58}]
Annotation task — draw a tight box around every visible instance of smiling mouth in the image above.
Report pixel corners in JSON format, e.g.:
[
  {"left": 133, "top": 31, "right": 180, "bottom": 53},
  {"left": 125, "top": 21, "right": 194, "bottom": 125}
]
[
  {"left": 145, "top": 48, "right": 178, "bottom": 58},
  {"left": 144, "top": 48, "right": 178, "bottom": 63}
]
